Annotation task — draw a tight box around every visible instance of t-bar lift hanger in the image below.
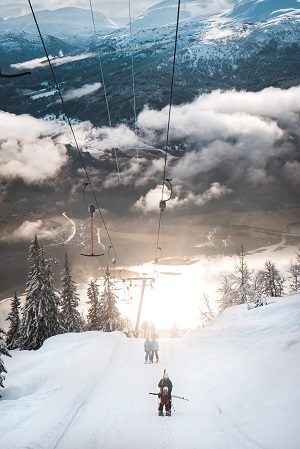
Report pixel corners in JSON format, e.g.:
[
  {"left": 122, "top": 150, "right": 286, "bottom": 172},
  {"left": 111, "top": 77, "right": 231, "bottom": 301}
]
[{"left": 81, "top": 183, "right": 104, "bottom": 257}]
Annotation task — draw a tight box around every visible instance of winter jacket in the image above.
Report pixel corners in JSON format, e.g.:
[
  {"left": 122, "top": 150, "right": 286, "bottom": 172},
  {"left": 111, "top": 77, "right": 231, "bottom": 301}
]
[
  {"left": 151, "top": 340, "right": 159, "bottom": 351},
  {"left": 158, "top": 378, "right": 173, "bottom": 396},
  {"left": 144, "top": 339, "right": 152, "bottom": 351}
]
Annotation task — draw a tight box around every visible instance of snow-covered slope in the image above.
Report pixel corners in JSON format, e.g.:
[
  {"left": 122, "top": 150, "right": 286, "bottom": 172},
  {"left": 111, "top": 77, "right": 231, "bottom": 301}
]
[
  {"left": 1, "top": 294, "right": 299, "bottom": 449},
  {"left": 226, "top": 0, "right": 300, "bottom": 23},
  {"left": 132, "top": 0, "right": 237, "bottom": 31}
]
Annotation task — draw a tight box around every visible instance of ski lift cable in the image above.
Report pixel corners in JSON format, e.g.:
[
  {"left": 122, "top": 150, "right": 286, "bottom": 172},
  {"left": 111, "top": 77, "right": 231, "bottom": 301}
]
[
  {"left": 88, "top": 0, "right": 120, "bottom": 181},
  {"left": 27, "top": 0, "right": 120, "bottom": 264},
  {"left": 155, "top": 0, "right": 181, "bottom": 262},
  {"left": 128, "top": 0, "right": 138, "bottom": 133}
]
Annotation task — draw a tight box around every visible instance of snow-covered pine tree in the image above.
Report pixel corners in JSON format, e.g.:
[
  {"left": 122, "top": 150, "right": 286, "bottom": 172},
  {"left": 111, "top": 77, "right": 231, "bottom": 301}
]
[
  {"left": 6, "top": 292, "right": 21, "bottom": 350},
  {"left": 98, "top": 267, "right": 122, "bottom": 332},
  {"left": 20, "top": 237, "right": 62, "bottom": 350},
  {"left": 19, "top": 235, "right": 40, "bottom": 350},
  {"left": 0, "top": 326, "right": 11, "bottom": 397},
  {"left": 60, "top": 253, "right": 85, "bottom": 333},
  {"left": 86, "top": 279, "right": 101, "bottom": 330},
  {"left": 257, "top": 260, "right": 285, "bottom": 297},
  {"left": 38, "top": 247, "right": 63, "bottom": 339},
  {"left": 288, "top": 246, "right": 300, "bottom": 293}
]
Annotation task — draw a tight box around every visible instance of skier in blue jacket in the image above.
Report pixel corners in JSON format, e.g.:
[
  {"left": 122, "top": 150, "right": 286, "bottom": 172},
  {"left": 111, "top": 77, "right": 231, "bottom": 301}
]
[{"left": 144, "top": 337, "right": 152, "bottom": 364}]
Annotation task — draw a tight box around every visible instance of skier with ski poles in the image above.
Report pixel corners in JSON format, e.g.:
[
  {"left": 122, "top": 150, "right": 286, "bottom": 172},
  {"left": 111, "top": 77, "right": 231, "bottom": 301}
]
[{"left": 158, "top": 372, "right": 173, "bottom": 416}]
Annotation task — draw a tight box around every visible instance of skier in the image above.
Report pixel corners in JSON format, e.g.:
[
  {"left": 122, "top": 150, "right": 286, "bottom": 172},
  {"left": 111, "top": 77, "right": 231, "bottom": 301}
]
[
  {"left": 158, "top": 372, "right": 173, "bottom": 415},
  {"left": 158, "top": 386, "right": 171, "bottom": 416},
  {"left": 144, "top": 336, "right": 152, "bottom": 364},
  {"left": 150, "top": 337, "right": 159, "bottom": 363}
]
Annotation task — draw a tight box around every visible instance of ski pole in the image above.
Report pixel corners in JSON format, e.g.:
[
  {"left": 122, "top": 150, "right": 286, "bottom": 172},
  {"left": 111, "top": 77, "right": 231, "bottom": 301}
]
[{"left": 172, "top": 395, "right": 189, "bottom": 401}]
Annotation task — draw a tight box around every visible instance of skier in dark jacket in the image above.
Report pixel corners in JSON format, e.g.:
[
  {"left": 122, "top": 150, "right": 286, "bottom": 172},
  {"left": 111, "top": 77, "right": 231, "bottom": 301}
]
[
  {"left": 158, "top": 373, "right": 173, "bottom": 416},
  {"left": 158, "top": 386, "right": 171, "bottom": 416}
]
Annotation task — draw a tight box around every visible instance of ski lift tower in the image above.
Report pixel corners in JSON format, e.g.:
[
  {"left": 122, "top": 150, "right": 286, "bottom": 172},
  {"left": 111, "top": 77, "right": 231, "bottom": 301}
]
[{"left": 125, "top": 276, "right": 155, "bottom": 337}]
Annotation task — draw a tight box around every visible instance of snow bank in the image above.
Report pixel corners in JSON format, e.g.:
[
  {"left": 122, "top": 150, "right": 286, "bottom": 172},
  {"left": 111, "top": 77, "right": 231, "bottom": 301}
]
[{"left": 0, "top": 294, "right": 299, "bottom": 449}]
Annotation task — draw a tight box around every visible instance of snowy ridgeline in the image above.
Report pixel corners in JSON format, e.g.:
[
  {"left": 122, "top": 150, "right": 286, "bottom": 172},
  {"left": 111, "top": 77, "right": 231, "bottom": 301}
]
[{"left": 0, "top": 293, "right": 299, "bottom": 449}]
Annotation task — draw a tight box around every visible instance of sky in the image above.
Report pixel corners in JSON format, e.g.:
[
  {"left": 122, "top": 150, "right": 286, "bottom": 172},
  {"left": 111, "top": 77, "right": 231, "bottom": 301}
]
[
  {"left": 1, "top": 0, "right": 158, "bottom": 19},
  {"left": 0, "top": 293, "right": 299, "bottom": 448}
]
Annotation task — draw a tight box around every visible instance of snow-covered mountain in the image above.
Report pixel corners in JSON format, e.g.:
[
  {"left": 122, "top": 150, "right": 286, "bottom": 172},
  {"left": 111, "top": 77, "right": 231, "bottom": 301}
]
[
  {"left": 226, "top": 0, "right": 300, "bottom": 23},
  {"left": 0, "top": 7, "right": 120, "bottom": 46},
  {"left": 132, "top": 0, "right": 238, "bottom": 31},
  {"left": 1, "top": 0, "right": 299, "bottom": 125}
]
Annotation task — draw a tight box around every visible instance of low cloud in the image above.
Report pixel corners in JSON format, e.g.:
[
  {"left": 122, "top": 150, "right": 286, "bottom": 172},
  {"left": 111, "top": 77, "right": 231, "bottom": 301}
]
[
  {"left": 0, "top": 219, "right": 64, "bottom": 242},
  {"left": 11, "top": 53, "right": 95, "bottom": 70},
  {"left": 283, "top": 161, "right": 300, "bottom": 186},
  {"left": 63, "top": 83, "right": 101, "bottom": 101},
  {"left": 0, "top": 111, "right": 68, "bottom": 183},
  {"left": 132, "top": 182, "right": 231, "bottom": 213},
  {"left": 2, "top": 85, "right": 300, "bottom": 217},
  {"left": 137, "top": 86, "right": 300, "bottom": 193}
]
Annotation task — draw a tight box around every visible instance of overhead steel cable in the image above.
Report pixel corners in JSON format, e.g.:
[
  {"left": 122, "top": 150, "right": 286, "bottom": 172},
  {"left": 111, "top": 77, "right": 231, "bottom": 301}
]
[
  {"left": 27, "top": 0, "right": 119, "bottom": 264},
  {"left": 88, "top": 0, "right": 120, "bottom": 180},
  {"left": 155, "top": 0, "right": 181, "bottom": 262},
  {"left": 128, "top": 0, "right": 138, "bottom": 133}
]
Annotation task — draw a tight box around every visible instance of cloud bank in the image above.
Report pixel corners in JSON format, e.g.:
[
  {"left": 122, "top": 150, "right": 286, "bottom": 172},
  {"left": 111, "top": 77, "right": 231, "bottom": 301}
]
[
  {"left": 132, "top": 182, "right": 231, "bottom": 213},
  {"left": 135, "top": 86, "right": 300, "bottom": 196},
  {"left": 63, "top": 82, "right": 101, "bottom": 101},
  {"left": 11, "top": 52, "right": 95, "bottom": 70},
  {"left": 0, "top": 219, "right": 65, "bottom": 242},
  {"left": 1, "top": 85, "right": 299, "bottom": 217},
  {"left": 0, "top": 112, "right": 68, "bottom": 183}
]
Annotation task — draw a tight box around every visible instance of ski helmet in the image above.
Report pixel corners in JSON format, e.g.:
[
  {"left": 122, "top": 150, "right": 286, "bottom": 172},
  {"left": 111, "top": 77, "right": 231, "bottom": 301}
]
[{"left": 163, "top": 373, "right": 169, "bottom": 379}]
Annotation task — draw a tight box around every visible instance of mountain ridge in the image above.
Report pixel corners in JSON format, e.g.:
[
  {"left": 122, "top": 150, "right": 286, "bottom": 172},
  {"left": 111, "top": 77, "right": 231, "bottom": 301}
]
[{"left": 1, "top": 0, "right": 299, "bottom": 125}]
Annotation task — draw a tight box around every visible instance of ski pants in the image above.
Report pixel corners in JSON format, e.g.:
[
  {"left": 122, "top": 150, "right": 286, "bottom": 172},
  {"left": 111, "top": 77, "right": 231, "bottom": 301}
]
[
  {"left": 151, "top": 350, "right": 159, "bottom": 362},
  {"left": 145, "top": 350, "right": 151, "bottom": 362},
  {"left": 158, "top": 398, "right": 171, "bottom": 412}
]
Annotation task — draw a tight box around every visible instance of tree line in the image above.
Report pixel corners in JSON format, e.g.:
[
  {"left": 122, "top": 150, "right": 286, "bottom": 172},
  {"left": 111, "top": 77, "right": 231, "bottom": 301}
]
[
  {"left": 199, "top": 244, "right": 300, "bottom": 326},
  {"left": 0, "top": 235, "right": 133, "bottom": 396}
]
